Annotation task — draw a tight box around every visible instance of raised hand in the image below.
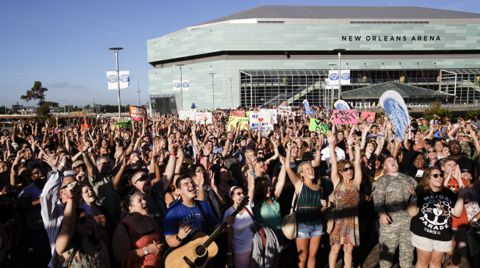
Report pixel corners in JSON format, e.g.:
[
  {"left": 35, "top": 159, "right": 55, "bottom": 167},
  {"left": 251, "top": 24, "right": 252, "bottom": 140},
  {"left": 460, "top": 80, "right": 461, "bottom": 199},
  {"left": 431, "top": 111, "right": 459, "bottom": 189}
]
[{"left": 327, "top": 131, "right": 336, "bottom": 147}]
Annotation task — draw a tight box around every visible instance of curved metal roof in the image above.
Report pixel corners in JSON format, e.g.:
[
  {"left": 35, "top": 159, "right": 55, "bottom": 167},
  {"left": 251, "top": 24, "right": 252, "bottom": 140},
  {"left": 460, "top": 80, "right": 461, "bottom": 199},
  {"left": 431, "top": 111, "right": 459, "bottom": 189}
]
[{"left": 200, "top": 6, "right": 480, "bottom": 25}]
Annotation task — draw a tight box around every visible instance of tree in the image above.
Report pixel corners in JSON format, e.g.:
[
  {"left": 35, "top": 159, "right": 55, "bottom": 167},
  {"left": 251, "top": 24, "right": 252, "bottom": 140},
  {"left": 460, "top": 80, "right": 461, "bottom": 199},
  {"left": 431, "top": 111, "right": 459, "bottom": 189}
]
[
  {"left": 20, "top": 81, "right": 54, "bottom": 120},
  {"left": 21, "top": 81, "right": 48, "bottom": 103}
]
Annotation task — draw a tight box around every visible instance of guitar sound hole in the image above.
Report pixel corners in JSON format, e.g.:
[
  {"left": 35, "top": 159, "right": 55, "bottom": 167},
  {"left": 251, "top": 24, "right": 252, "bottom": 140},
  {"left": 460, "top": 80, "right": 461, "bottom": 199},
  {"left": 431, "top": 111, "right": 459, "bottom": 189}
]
[{"left": 195, "top": 245, "right": 206, "bottom": 257}]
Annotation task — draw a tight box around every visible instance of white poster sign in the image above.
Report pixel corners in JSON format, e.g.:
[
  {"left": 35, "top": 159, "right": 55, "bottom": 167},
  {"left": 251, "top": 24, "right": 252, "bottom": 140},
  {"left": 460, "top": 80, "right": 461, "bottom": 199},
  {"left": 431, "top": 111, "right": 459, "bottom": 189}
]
[
  {"left": 194, "top": 112, "right": 213, "bottom": 124},
  {"left": 260, "top": 109, "right": 278, "bottom": 124},
  {"left": 172, "top": 80, "right": 190, "bottom": 92},
  {"left": 178, "top": 110, "right": 195, "bottom": 121},
  {"left": 106, "top": 71, "right": 130, "bottom": 90},
  {"left": 249, "top": 111, "right": 273, "bottom": 130}
]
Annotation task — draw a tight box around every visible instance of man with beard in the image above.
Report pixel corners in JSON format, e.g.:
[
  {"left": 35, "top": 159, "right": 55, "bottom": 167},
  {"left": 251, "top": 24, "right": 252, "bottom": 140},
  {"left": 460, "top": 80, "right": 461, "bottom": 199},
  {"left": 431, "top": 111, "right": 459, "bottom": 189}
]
[{"left": 17, "top": 164, "right": 51, "bottom": 267}]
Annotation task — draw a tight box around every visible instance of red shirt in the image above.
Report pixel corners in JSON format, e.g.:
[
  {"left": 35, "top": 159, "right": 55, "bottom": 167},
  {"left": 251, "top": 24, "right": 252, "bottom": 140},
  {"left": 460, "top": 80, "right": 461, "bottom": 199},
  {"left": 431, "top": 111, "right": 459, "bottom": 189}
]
[{"left": 447, "top": 177, "right": 469, "bottom": 229}]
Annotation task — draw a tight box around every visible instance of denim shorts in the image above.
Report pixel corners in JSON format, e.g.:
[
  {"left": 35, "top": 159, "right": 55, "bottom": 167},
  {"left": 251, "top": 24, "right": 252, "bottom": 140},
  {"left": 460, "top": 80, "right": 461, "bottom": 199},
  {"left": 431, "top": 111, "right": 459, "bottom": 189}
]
[{"left": 297, "top": 223, "right": 324, "bottom": 239}]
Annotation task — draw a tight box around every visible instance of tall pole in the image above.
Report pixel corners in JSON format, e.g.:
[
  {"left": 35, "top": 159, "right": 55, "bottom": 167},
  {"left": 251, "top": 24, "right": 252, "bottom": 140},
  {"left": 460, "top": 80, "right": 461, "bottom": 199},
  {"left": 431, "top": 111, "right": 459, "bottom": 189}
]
[
  {"left": 137, "top": 81, "right": 141, "bottom": 106},
  {"left": 109, "top": 47, "right": 123, "bottom": 119},
  {"left": 175, "top": 64, "right": 184, "bottom": 110},
  {"left": 338, "top": 52, "right": 342, "bottom": 100},
  {"left": 210, "top": 72, "right": 215, "bottom": 110}
]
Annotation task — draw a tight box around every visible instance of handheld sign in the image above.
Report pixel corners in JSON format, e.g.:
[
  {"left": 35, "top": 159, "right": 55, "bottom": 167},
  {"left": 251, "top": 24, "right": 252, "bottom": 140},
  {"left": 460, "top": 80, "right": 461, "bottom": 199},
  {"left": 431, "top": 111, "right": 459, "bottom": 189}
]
[
  {"left": 360, "top": 111, "right": 376, "bottom": 123},
  {"left": 309, "top": 118, "right": 329, "bottom": 133},
  {"left": 129, "top": 106, "right": 146, "bottom": 122},
  {"left": 195, "top": 112, "right": 213, "bottom": 124},
  {"left": 232, "top": 110, "right": 246, "bottom": 117},
  {"left": 303, "top": 99, "right": 314, "bottom": 115},
  {"left": 227, "top": 116, "right": 249, "bottom": 131},
  {"left": 334, "top": 100, "right": 350, "bottom": 110},
  {"left": 380, "top": 90, "right": 410, "bottom": 140},
  {"left": 332, "top": 109, "right": 358, "bottom": 125}
]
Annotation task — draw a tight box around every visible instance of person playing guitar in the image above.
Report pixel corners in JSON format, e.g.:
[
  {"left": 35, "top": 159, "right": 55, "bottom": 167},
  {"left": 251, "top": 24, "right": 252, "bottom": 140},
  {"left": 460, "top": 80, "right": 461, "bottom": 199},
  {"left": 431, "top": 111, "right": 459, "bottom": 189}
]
[{"left": 163, "top": 175, "right": 219, "bottom": 248}]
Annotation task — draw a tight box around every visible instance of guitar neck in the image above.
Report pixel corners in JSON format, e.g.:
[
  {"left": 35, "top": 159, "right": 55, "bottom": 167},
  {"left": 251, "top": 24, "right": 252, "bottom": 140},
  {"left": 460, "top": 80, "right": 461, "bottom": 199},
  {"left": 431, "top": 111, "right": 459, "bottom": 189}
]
[{"left": 202, "top": 204, "right": 244, "bottom": 248}]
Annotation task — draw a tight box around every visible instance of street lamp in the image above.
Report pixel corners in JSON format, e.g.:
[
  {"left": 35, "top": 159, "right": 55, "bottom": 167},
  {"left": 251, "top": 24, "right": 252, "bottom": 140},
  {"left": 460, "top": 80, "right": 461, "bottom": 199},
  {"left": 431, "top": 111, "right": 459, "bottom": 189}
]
[
  {"left": 210, "top": 72, "right": 215, "bottom": 110},
  {"left": 333, "top": 48, "right": 346, "bottom": 100},
  {"left": 109, "top": 47, "right": 123, "bottom": 119},
  {"left": 174, "top": 64, "right": 185, "bottom": 110},
  {"left": 328, "top": 63, "right": 337, "bottom": 108}
]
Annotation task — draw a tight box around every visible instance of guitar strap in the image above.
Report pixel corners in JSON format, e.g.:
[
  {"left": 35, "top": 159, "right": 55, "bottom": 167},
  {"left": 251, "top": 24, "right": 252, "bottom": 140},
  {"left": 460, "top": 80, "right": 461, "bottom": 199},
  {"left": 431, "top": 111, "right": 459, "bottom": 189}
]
[{"left": 195, "top": 201, "right": 213, "bottom": 233}]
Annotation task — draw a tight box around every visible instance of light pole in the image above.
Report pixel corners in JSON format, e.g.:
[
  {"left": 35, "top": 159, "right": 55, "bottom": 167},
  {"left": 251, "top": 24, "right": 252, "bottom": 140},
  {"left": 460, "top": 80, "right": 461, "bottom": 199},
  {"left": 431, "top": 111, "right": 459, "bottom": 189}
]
[
  {"left": 109, "top": 47, "right": 123, "bottom": 119},
  {"left": 174, "top": 64, "right": 185, "bottom": 110},
  {"left": 210, "top": 72, "right": 215, "bottom": 110},
  {"left": 333, "top": 48, "right": 346, "bottom": 100},
  {"left": 328, "top": 63, "right": 337, "bottom": 108}
]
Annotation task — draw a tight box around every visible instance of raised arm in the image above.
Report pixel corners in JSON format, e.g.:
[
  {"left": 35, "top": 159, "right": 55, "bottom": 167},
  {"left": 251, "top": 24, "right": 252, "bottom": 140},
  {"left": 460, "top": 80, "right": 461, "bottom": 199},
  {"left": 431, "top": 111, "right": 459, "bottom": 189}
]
[
  {"left": 275, "top": 156, "right": 287, "bottom": 199},
  {"left": 311, "top": 135, "right": 323, "bottom": 168},
  {"left": 327, "top": 131, "right": 340, "bottom": 188},
  {"left": 284, "top": 142, "right": 302, "bottom": 191},
  {"left": 55, "top": 186, "right": 76, "bottom": 260},
  {"left": 352, "top": 138, "right": 362, "bottom": 189}
]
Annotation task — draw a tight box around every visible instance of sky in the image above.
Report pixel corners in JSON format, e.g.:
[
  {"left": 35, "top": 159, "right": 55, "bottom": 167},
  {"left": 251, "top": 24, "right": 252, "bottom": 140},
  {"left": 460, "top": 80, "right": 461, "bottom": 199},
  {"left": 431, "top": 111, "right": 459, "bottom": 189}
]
[{"left": 0, "top": 0, "right": 478, "bottom": 107}]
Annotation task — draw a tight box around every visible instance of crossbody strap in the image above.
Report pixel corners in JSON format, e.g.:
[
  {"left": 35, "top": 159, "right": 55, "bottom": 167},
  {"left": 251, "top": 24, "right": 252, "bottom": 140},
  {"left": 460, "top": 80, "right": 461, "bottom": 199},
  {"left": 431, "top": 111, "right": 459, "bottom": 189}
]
[{"left": 290, "top": 185, "right": 303, "bottom": 214}]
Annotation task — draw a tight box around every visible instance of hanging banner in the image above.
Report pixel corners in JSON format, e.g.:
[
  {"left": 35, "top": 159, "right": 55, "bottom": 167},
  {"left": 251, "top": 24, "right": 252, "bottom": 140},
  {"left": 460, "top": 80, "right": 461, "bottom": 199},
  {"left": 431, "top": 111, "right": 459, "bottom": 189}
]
[
  {"left": 333, "top": 100, "right": 350, "bottom": 110},
  {"left": 380, "top": 90, "right": 410, "bottom": 140},
  {"left": 106, "top": 71, "right": 130, "bottom": 90},
  {"left": 227, "top": 116, "right": 249, "bottom": 131},
  {"left": 327, "top": 70, "right": 351, "bottom": 87},
  {"left": 332, "top": 109, "right": 358, "bottom": 125},
  {"left": 129, "top": 106, "right": 146, "bottom": 122},
  {"left": 194, "top": 112, "right": 213, "bottom": 124},
  {"left": 172, "top": 80, "right": 190, "bottom": 91}
]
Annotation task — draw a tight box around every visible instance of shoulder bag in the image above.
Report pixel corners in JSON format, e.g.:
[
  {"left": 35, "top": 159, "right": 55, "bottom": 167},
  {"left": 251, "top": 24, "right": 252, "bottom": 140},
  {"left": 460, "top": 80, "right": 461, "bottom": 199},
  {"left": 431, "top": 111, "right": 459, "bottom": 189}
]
[{"left": 281, "top": 187, "right": 302, "bottom": 240}]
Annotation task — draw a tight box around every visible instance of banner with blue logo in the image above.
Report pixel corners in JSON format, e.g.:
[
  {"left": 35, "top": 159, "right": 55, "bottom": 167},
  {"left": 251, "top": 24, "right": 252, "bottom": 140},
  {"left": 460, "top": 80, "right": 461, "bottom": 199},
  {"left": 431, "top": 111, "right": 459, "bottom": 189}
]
[
  {"left": 172, "top": 80, "right": 190, "bottom": 91},
  {"left": 303, "top": 99, "right": 314, "bottom": 115},
  {"left": 326, "top": 70, "right": 351, "bottom": 89},
  {"left": 106, "top": 71, "right": 130, "bottom": 90}
]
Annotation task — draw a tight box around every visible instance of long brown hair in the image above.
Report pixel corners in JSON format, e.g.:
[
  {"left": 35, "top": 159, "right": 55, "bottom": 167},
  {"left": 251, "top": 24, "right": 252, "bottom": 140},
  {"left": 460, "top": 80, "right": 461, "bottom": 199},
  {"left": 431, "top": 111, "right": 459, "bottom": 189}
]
[
  {"left": 419, "top": 166, "right": 443, "bottom": 192},
  {"left": 337, "top": 160, "right": 353, "bottom": 183}
]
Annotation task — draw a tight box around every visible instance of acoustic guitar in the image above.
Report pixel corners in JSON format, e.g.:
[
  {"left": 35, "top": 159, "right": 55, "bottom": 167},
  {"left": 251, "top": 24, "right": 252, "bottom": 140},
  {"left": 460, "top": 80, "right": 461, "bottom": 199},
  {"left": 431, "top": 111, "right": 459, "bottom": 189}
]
[{"left": 164, "top": 198, "right": 248, "bottom": 268}]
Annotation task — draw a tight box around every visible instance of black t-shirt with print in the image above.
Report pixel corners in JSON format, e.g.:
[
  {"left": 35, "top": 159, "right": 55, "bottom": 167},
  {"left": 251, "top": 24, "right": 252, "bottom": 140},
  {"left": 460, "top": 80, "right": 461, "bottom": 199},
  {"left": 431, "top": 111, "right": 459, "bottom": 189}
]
[{"left": 410, "top": 187, "right": 457, "bottom": 241}]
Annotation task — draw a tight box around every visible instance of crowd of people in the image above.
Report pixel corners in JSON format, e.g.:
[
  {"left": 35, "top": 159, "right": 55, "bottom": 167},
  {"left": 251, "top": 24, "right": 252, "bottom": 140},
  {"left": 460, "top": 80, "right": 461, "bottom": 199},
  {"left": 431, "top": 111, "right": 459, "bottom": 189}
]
[{"left": 0, "top": 106, "right": 479, "bottom": 268}]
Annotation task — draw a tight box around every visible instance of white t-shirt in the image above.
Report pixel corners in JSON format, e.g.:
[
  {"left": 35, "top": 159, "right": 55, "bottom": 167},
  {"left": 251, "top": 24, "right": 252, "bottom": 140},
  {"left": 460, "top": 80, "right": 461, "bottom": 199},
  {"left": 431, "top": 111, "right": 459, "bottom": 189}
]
[
  {"left": 321, "top": 146, "right": 346, "bottom": 161},
  {"left": 223, "top": 204, "right": 255, "bottom": 254}
]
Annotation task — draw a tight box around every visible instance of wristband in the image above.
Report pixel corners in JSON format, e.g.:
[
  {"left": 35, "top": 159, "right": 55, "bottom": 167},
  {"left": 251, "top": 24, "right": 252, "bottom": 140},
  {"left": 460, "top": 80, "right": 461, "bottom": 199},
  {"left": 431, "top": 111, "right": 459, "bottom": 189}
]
[{"left": 143, "top": 247, "right": 149, "bottom": 256}]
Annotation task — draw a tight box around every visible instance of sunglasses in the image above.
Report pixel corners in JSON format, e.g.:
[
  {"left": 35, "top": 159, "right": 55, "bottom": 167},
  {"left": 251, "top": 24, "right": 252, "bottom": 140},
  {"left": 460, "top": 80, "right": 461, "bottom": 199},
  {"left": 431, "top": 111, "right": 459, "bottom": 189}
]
[
  {"left": 342, "top": 167, "right": 353, "bottom": 172},
  {"left": 431, "top": 173, "right": 443, "bottom": 178},
  {"left": 234, "top": 192, "right": 245, "bottom": 196}
]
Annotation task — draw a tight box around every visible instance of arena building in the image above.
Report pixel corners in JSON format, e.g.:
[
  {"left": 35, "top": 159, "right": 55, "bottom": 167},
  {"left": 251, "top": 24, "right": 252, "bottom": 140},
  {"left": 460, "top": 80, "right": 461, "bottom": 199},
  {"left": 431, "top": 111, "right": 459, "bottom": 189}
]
[{"left": 147, "top": 6, "right": 480, "bottom": 113}]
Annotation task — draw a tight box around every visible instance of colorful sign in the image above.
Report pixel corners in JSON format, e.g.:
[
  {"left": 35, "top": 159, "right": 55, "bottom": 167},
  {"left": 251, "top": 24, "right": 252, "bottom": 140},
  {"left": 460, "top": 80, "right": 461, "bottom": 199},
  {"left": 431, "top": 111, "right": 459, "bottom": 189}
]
[
  {"left": 249, "top": 111, "right": 273, "bottom": 130},
  {"left": 260, "top": 109, "right": 278, "bottom": 124},
  {"left": 227, "top": 116, "right": 249, "bottom": 131},
  {"left": 380, "top": 90, "right": 410, "bottom": 140},
  {"left": 129, "top": 106, "right": 146, "bottom": 122},
  {"left": 332, "top": 109, "right": 358, "bottom": 125},
  {"left": 309, "top": 118, "right": 329, "bottom": 133},
  {"left": 360, "top": 111, "right": 376, "bottom": 123},
  {"left": 232, "top": 110, "right": 246, "bottom": 117}
]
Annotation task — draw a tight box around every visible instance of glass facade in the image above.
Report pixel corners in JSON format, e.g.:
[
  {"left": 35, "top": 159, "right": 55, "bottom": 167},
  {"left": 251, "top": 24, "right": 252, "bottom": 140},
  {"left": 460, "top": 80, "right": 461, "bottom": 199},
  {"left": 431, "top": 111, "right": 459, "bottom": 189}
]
[{"left": 240, "top": 69, "right": 480, "bottom": 107}]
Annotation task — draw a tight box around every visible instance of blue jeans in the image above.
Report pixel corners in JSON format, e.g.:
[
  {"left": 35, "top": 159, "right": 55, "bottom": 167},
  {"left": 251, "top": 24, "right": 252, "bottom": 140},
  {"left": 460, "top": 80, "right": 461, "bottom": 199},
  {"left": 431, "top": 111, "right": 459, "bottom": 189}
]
[{"left": 297, "top": 223, "right": 324, "bottom": 239}]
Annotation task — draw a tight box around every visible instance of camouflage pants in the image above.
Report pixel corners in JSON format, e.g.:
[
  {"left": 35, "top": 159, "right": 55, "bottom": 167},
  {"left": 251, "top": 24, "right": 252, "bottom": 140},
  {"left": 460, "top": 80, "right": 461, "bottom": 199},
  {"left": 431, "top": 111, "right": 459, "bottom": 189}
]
[{"left": 378, "top": 221, "right": 413, "bottom": 268}]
